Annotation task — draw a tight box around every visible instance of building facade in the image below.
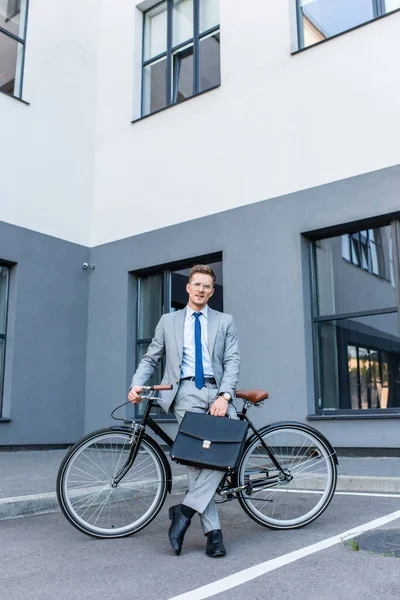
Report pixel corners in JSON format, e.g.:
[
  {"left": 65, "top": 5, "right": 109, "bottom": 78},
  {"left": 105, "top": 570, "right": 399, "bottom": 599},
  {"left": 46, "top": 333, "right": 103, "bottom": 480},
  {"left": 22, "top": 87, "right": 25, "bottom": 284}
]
[{"left": 1, "top": 0, "right": 400, "bottom": 450}]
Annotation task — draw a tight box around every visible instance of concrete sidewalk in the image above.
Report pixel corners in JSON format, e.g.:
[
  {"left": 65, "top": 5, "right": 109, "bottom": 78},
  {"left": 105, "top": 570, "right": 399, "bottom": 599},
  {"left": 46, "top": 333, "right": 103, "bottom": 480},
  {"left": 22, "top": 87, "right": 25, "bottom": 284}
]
[{"left": 1, "top": 448, "right": 400, "bottom": 521}]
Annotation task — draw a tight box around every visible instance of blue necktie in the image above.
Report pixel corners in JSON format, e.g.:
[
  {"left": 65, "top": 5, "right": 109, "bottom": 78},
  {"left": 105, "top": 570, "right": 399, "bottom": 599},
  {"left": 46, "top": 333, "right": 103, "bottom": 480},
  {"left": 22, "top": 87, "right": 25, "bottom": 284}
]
[{"left": 193, "top": 312, "right": 204, "bottom": 390}]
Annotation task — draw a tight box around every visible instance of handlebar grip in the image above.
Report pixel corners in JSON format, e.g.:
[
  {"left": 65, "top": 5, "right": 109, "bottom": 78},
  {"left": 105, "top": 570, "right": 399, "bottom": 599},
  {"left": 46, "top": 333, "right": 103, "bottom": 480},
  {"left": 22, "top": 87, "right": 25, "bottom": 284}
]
[{"left": 153, "top": 384, "right": 173, "bottom": 391}]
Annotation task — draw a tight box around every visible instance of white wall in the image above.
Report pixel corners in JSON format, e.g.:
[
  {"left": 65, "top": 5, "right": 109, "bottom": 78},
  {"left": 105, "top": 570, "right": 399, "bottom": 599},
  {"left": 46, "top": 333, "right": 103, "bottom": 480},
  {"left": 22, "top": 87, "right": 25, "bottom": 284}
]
[
  {"left": 91, "top": 0, "right": 400, "bottom": 246},
  {"left": 1, "top": 1, "right": 400, "bottom": 246},
  {"left": 0, "top": 0, "right": 99, "bottom": 245}
]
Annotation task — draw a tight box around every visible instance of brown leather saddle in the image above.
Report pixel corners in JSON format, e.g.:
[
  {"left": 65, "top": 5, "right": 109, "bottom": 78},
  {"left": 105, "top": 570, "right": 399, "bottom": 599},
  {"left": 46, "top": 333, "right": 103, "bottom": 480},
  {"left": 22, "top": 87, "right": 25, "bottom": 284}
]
[{"left": 235, "top": 390, "right": 269, "bottom": 404}]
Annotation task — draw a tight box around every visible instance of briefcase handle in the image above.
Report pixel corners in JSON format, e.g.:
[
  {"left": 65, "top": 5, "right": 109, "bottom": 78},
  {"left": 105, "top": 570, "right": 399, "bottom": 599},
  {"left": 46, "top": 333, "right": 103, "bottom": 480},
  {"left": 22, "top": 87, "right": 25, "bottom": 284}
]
[{"left": 206, "top": 410, "right": 231, "bottom": 418}]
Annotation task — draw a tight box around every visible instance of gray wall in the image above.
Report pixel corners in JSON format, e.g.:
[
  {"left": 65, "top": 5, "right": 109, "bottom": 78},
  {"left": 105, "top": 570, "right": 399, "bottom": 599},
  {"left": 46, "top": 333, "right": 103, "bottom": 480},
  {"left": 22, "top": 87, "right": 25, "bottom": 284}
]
[
  {"left": 85, "top": 165, "right": 400, "bottom": 449},
  {"left": 0, "top": 221, "right": 89, "bottom": 445},
  {"left": 1, "top": 166, "right": 400, "bottom": 448}
]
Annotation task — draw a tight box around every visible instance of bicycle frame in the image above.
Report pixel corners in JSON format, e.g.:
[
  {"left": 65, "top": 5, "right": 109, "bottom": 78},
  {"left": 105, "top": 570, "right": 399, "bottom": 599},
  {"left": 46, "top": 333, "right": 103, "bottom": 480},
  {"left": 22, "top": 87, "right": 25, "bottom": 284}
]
[{"left": 111, "top": 395, "right": 292, "bottom": 495}]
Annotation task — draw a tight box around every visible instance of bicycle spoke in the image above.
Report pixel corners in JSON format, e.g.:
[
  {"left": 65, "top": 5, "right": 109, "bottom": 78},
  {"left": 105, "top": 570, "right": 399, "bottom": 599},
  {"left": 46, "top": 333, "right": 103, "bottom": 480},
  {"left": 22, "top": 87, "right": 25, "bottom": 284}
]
[
  {"left": 68, "top": 463, "right": 108, "bottom": 485},
  {"left": 91, "top": 490, "right": 115, "bottom": 526}
]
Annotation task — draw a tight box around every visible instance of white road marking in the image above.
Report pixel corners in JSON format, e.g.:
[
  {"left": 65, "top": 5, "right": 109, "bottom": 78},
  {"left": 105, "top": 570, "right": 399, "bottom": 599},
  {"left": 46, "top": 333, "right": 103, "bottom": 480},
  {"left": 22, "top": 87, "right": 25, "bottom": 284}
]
[{"left": 167, "top": 509, "right": 400, "bottom": 600}]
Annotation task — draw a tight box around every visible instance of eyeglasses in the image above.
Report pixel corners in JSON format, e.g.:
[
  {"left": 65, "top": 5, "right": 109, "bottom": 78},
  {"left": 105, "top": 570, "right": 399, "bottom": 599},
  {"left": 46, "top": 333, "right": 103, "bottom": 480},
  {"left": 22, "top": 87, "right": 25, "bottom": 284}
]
[{"left": 190, "top": 282, "right": 213, "bottom": 292}]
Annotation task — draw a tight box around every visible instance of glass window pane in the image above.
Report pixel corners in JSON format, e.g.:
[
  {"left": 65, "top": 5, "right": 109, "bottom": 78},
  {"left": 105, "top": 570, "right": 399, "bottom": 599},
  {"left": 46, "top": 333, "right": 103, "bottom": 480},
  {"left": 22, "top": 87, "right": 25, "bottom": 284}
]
[
  {"left": 0, "top": 266, "right": 9, "bottom": 334},
  {"left": 389, "top": 238, "right": 396, "bottom": 288},
  {"left": 0, "top": 337, "right": 5, "bottom": 408},
  {"left": 199, "top": 31, "right": 220, "bottom": 93},
  {"left": 317, "top": 320, "right": 340, "bottom": 409},
  {"left": 369, "top": 349, "right": 380, "bottom": 409},
  {"left": 315, "top": 225, "right": 398, "bottom": 316},
  {"left": 370, "top": 240, "right": 378, "bottom": 275},
  {"left": 173, "top": 0, "right": 193, "bottom": 47},
  {"left": 299, "top": 0, "right": 374, "bottom": 49},
  {"left": 381, "top": 352, "right": 389, "bottom": 408},
  {"left": 347, "top": 345, "right": 359, "bottom": 409},
  {"left": 137, "top": 274, "right": 163, "bottom": 339},
  {"left": 360, "top": 231, "right": 368, "bottom": 270},
  {"left": 144, "top": 2, "right": 167, "bottom": 61},
  {"left": 173, "top": 45, "right": 193, "bottom": 103},
  {"left": 0, "top": 0, "right": 26, "bottom": 38},
  {"left": 200, "top": 0, "right": 220, "bottom": 33},
  {"left": 341, "top": 235, "right": 350, "bottom": 261},
  {"left": 0, "top": 30, "right": 22, "bottom": 96},
  {"left": 143, "top": 57, "right": 167, "bottom": 116},
  {"left": 358, "top": 347, "right": 369, "bottom": 409},
  {"left": 318, "top": 312, "right": 400, "bottom": 411},
  {"left": 350, "top": 234, "right": 360, "bottom": 266}
]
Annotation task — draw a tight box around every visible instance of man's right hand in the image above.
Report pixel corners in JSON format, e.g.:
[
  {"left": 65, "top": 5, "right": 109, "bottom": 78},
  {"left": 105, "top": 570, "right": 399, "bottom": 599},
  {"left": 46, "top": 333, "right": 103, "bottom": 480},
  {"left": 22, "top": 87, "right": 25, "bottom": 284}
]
[{"left": 128, "top": 386, "right": 143, "bottom": 404}]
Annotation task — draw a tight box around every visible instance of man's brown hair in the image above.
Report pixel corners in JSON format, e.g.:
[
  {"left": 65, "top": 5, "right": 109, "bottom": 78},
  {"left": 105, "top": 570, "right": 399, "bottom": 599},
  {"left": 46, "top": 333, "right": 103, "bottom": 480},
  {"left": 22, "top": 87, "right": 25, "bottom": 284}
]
[{"left": 189, "top": 264, "right": 216, "bottom": 286}]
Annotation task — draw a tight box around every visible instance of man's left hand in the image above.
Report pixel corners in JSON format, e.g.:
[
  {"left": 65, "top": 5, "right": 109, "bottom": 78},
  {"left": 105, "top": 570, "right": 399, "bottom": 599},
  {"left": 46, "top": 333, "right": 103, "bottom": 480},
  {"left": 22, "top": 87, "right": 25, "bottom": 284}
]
[{"left": 209, "top": 396, "right": 229, "bottom": 417}]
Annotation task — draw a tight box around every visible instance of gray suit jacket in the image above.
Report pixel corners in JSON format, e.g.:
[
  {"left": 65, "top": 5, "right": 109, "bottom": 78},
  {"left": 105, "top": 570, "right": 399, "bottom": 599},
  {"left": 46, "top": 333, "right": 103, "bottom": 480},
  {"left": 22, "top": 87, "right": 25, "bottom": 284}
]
[{"left": 131, "top": 307, "right": 240, "bottom": 413}]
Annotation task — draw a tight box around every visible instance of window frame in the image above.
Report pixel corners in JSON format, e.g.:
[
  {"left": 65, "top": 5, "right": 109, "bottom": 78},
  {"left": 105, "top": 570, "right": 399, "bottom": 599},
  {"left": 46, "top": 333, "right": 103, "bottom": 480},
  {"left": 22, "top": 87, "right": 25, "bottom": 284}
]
[
  {"left": 0, "top": 0, "right": 29, "bottom": 99},
  {"left": 308, "top": 218, "right": 400, "bottom": 418},
  {"left": 295, "top": 0, "right": 400, "bottom": 52},
  {"left": 141, "top": 0, "right": 220, "bottom": 117},
  {"left": 0, "top": 264, "right": 11, "bottom": 417}
]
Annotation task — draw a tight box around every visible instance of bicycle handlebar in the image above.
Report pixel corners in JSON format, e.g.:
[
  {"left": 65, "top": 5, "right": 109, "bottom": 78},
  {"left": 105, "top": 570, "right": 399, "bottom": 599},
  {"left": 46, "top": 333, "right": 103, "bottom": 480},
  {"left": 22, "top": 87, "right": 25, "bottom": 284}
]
[{"left": 142, "top": 384, "right": 173, "bottom": 392}]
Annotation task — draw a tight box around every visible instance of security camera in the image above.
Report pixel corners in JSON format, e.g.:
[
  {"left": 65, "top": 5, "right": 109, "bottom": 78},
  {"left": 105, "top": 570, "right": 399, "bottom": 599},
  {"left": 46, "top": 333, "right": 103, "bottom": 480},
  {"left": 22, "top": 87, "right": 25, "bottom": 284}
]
[{"left": 82, "top": 262, "right": 89, "bottom": 269}]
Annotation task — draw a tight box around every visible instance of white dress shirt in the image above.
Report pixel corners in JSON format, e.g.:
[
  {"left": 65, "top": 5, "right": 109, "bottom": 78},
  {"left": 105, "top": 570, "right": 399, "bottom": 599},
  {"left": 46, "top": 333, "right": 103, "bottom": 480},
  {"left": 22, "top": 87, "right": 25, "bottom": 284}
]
[{"left": 180, "top": 305, "right": 214, "bottom": 379}]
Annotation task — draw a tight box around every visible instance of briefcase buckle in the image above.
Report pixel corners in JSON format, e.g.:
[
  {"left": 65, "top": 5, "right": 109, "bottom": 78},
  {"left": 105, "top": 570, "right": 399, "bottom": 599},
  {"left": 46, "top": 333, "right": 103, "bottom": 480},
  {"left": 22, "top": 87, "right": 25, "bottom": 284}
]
[{"left": 202, "top": 440, "right": 211, "bottom": 450}]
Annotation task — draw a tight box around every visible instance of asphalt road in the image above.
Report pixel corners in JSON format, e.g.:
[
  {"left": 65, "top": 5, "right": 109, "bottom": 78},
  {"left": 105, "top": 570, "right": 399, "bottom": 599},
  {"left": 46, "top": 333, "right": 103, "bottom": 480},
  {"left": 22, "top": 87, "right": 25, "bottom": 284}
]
[{"left": 1, "top": 491, "right": 400, "bottom": 600}]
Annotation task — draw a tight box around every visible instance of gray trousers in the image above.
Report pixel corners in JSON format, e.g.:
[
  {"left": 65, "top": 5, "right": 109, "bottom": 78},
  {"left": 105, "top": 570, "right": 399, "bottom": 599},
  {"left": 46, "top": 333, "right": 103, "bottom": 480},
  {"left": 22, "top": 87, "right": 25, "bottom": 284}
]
[{"left": 173, "top": 380, "right": 237, "bottom": 535}]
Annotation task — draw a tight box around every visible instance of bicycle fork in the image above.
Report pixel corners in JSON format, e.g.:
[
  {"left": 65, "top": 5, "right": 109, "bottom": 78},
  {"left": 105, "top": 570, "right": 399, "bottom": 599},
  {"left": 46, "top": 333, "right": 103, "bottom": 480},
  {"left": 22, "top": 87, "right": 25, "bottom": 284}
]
[{"left": 111, "top": 422, "right": 145, "bottom": 487}]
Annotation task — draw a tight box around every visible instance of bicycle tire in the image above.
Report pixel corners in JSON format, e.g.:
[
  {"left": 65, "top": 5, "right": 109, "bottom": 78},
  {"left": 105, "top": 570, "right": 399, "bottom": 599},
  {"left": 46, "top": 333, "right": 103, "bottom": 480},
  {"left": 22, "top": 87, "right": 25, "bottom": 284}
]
[
  {"left": 56, "top": 428, "right": 168, "bottom": 538},
  {"left": 236, "top": 424, "right": 337, "bottom": 529}
]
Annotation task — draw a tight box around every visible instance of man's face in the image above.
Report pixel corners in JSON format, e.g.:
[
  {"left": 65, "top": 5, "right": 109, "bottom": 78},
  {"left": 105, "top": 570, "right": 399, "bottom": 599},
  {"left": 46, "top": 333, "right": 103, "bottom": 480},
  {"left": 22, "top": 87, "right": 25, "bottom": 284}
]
[{"left": 186, "top": 273, "right": 215, "bottom": 310}]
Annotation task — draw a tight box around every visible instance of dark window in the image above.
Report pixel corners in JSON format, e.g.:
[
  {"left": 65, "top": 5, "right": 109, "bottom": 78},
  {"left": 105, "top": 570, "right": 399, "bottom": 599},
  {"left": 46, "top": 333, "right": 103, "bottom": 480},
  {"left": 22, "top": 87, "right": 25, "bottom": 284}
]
[
  {"left": 0, "top": 265, "right": 10, "bottom": 416},
  {"left": 173, "top": 44, "right": 194, "bottom": 102},
  {"left": 297, "top": 0, "right": 400, "bottom": 50},
  {"left": 311, "top": 221, "right": 400, "bottom": 414},
  {"left": 0, "top": 0, "right": 29, "bottom": 98},
  {"left": 142, "top": 0, "right": 220, "bottom": 117},
  {"left": 143, "top": 57, "right": 168, "bottom": 115},
  {"left": 199, "top": 31, "right": 220, "bottom": 93},
  {"left": 133, "top": 258, "right": 223, "bottom": 419}
]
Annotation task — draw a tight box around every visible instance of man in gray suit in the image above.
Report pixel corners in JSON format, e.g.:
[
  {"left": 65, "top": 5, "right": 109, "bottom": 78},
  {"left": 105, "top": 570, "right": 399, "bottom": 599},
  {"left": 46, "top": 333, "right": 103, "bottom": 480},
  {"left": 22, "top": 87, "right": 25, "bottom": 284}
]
[{"left": 128, "top": 264, "right": 240, "bottom": 557}]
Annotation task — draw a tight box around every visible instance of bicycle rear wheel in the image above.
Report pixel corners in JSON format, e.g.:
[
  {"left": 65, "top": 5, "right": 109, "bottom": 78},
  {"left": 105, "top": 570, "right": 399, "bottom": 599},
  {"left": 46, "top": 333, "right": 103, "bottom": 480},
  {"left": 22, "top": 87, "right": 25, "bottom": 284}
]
[
  {"left": 237, "top": 424, "right": 337, "bottom": 529},
  {"left": 57, "top": 428, "right": 168, "bottom": 538}
]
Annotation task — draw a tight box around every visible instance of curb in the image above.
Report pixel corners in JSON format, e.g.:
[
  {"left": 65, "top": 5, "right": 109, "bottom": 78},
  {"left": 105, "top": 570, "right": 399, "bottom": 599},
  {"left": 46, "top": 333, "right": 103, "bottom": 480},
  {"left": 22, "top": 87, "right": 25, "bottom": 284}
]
[
  {"left": 336, "top": 475, "right": 400, "bottom": 494},
  {"left": 0, "top": 491, "right": 60, "bottom": 519},
  {"left": 1, "top": 475, "right": 400, "bottom": 521},
  {"left": 0, "top": 475, "right": 188, "bottom": 521}
]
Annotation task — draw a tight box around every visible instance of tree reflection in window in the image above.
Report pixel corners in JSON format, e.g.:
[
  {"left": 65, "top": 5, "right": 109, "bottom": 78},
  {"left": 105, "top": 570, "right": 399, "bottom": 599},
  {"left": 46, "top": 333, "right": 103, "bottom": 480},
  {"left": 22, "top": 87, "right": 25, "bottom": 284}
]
[{"left": 348, "top": 344, "right": 389, "bottom": 410}]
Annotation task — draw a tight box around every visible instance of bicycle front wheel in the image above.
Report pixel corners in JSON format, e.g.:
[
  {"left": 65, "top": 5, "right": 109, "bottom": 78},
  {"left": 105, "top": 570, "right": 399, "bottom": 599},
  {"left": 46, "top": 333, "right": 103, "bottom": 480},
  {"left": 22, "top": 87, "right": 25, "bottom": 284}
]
[
  {"left": 237, "top": 425, "right": 337, "bottom": 529},
  {"left": 57, "top": 428, "right": 168, "bottom": 538}
]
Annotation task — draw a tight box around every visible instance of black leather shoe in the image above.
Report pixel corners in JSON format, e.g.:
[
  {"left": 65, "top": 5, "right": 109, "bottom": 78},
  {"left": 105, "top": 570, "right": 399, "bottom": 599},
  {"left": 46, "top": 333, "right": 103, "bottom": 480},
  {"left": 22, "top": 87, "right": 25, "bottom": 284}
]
[
  {"left": 168, "top": 504, "right": 191, "bottom": 556},
  {"left": 206, "top": 530, "right": 226, "bottom": 558}
]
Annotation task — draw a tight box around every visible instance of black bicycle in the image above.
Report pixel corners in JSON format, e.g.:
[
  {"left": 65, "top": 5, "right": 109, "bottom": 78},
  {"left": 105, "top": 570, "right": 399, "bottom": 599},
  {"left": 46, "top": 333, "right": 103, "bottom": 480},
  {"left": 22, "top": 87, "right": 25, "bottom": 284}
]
[{"left": 56, "top": 385, "right": 338, "bottom": 539}]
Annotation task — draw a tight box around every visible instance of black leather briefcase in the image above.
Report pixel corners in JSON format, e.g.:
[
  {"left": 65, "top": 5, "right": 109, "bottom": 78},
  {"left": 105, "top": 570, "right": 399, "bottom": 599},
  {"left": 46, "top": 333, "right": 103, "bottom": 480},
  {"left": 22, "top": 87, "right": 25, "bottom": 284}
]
[{"left": 170, "top": 412, "right": 249, "bottom": 472}]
